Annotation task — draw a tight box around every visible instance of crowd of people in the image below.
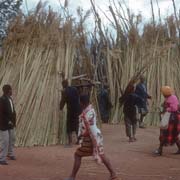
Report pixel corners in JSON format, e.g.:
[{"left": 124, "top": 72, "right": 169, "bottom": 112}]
[
  {"left": 0, "top": 76, "right": 180, "bottom": 180},
  {"left": 59, "top": 76, "right": 180, "bottom": 180}
]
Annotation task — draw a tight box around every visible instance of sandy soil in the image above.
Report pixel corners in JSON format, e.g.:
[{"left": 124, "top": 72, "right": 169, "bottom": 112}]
[{"left": 0, "top": 124, "right": 180, "bottom": 180}]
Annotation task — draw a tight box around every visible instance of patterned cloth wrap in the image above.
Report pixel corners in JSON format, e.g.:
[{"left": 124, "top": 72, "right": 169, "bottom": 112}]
[
  {"left": 160, "top": 95, "right": 180, "bottom": 145},
  {"left": 76, "top": 104, "right": 104, "bottom": 163}
]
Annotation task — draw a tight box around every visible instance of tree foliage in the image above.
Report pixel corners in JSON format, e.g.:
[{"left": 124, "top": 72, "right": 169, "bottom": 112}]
[{"left": 0, "top": 0, "right": 22, "bottom": 42}]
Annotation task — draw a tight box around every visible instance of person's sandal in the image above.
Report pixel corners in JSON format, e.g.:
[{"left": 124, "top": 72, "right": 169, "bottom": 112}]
[{"left": 153, "top": 149, "right": 162, "bottom": 156}]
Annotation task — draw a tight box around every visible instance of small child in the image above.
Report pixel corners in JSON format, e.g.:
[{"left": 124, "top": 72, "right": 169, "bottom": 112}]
[{"left": 64, "top": 95, "right": 120, "bottom": 180}]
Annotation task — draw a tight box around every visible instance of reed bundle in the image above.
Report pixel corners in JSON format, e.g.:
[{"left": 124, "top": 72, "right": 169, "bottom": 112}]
[
  {"left": 90, "top": 0, "right": 180, "bottom": 125},
  {"left": 1, "top": 1, "right": 180, "bottom": 147},
  {"left": 0, "top": 2, "right": 81, "bottom": 146}
]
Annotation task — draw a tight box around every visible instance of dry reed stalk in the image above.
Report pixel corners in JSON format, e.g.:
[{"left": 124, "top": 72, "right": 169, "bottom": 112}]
[
  {"left": 0, "top": 2, "right": 86, "bottom": 146},
  {"left": 90, "top": 0, "right": 180, "bottom": 125},
  {"left": 1, "top": 0, "right": 180, "bottom": 147}
]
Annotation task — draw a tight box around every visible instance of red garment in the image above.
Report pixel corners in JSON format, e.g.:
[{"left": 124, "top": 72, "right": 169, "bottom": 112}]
[
  {"left": 78, "top": 104, "right": 104, "bottom": 163},
  {"left": 160, "top": 112, "right": 180, "bottom": 145}
]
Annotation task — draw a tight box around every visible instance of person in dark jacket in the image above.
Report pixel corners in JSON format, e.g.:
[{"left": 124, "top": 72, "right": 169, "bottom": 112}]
[
  {"left": 123, "top": 85, "right": 143, "bottom": 142},
  {"left": 98, "top": 85, "right": 112, "bottom": 123},
  {"left": 60, "top": 80, "right": 81, "bottom": 146},
  {"left": 0, "top": 84, "right": 16, "bottom": 165},
  {"left": 135, "top": 76, "right": 151, "bottom": 128}
]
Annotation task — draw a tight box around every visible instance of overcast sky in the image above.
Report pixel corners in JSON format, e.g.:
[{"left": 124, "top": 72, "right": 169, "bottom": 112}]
[{"left": 22, "top": 0, "right": 180, "bottom": 25}]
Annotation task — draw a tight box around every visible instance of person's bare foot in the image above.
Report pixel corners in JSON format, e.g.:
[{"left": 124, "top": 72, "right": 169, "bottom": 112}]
[
  {"left": 153, "top": 149, "right": 162, "bottom": 156},
  {"left": 64, "top": 178, "right": 74, "bottom": 180},
  {"left": 129, "top": 137, "right": 134, "bottom": 142},
  {"left": 173, "top": 149, "right": 180, "bottom": 155},
  {"left": 109, "top": 175, "right": 121, "bottom": 180}
]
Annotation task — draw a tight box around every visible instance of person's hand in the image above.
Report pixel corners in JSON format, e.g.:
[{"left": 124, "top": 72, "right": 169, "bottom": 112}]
[
  {"left": 160, "top": 112, "right": 164, "bottom": 115},
  {"left": 178, "top": 133, "right": 180, "bottom": 140},
  {"left": 59, "top": 71, "right": 65, "bottom": 79},
  {"left": 76, "top": 136, "right": 82, "bottom": 145}
]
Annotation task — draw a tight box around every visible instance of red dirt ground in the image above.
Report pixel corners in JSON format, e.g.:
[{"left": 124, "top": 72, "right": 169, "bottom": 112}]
[{"left": 0, "top": 124, "right": 180, "bottom": 180}]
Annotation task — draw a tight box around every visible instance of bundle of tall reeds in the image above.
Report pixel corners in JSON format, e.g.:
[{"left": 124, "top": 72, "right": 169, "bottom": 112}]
[
  {"left": 90, "top": 0, "right": 180, "bottom": 125},
  {"left": 0, "top": 2, "right": 84, "bottom": 146},
  {"left": 1, "top": 0, "right": 180, "bottom": 147}
]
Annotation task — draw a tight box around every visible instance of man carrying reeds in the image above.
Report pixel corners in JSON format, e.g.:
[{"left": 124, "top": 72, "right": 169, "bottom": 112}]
[
  {"left": 135, "top": 76, "right": 151, "bottom": 128},
  {"left": 123, "top": 85, "right": 143, "bottom": 142},
  {"left": 0, "top": 84, "right": 16, "bottom": 165},
  {"left": 60, "top": 80, "right": 81, "bottom": 146}
]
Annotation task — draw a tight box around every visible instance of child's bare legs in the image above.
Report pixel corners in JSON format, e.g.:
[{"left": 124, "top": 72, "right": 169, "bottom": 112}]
[
  {"left": 66, "top": 153, "right": 117, "bottom": 180},
  {"left": 66, "top": 153, "right": 81, "bottom": 180},
  {"left": 100, "top": 154, "right": 117, "bottom": 178}
]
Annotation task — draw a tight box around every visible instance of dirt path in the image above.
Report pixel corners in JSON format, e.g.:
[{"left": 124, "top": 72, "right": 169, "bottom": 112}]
[{"left": 0, "top": 124, "right": 180, "bottom": 180}]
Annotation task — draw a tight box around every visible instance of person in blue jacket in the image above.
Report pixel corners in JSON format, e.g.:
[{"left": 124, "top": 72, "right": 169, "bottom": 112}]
[{"left": 135, "top": 76, "right": 151, "bottom": 128}]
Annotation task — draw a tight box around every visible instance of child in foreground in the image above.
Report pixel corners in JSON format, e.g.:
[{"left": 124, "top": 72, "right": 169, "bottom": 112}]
[{"left": 65, "top": 95, "right": 120, "bottom": 180}]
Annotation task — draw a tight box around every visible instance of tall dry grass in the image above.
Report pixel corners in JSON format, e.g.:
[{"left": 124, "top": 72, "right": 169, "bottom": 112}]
[
  {"left": 90, "top": 0, "right": 180, "bottom": 125},
  {"left": 0, "top": 2, "right": 93, "bottom": 146},
  {"left": 1, "top": 0, "right": 180, "bottom": 147}
]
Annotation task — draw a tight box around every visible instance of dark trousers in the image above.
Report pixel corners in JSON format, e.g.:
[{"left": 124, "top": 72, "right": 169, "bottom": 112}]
[{"left": 124, "top": 116, "right": 137, "bottom": 138}]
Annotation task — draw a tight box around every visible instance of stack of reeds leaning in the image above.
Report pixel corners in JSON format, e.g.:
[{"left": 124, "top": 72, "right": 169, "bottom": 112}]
[{"left": 1, "top": 1, "right": 180, "bottom": 146}]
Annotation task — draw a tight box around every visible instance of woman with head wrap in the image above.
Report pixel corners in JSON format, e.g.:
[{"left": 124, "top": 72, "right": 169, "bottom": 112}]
[{"left": 154, "top": 86, "right": 180, "bottom": 155}]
